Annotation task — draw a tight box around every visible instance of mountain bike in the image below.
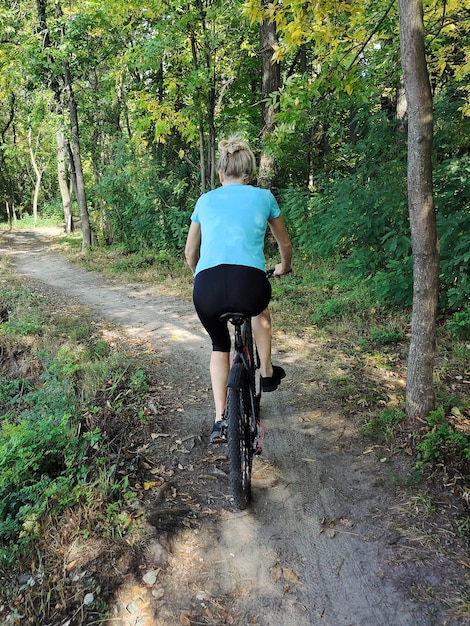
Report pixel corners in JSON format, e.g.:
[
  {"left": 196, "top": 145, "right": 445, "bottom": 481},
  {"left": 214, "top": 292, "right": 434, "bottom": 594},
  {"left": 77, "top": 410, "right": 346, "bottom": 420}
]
[
  {"left": 217, "top": 268, "right": 290, "bottom": 509},
  {"left": 218, "top": 310, "right": 263, "bottom": 510}
]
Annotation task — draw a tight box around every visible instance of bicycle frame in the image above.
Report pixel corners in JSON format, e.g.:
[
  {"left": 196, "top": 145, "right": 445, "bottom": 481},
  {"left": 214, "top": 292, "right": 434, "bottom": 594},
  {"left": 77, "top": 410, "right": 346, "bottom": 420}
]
[{"left": 228, "top": 317, "right": 258, "bottom": 409}]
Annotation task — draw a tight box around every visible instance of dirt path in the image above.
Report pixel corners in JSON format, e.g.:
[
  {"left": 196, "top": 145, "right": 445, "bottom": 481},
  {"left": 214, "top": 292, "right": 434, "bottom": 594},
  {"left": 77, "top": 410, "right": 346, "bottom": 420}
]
[{"left": 0, "top": 229, "right": 458, "bottom": 625}]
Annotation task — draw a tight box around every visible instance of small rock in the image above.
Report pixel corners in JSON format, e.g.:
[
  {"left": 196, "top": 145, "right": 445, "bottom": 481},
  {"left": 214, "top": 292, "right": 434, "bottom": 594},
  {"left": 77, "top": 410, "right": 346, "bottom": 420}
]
[
  {"left": 126, "top": 601, "right": 138, "bottom": 614},
  {"left": 83, "top": 593, "right": 94, "bottom": 606},
  {"left": 143, "top": 570, "right": 159, "bottom": 586}
]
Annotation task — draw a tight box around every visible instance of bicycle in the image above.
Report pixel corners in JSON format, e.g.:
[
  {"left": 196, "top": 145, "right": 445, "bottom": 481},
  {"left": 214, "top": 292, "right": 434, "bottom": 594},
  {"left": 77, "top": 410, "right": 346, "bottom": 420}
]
[
  {"left": 218, "top": 268, "right": 289, "bottom": 509},
  {"left": 218, "top": 310, "right": 263, "bottom": 510}
]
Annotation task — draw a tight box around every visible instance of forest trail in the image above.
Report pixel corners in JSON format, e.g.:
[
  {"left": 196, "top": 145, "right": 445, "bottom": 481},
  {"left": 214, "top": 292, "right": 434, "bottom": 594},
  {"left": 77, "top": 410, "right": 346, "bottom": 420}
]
[{"left": 0, "top": 228, "right": 452, "bottom": 625}]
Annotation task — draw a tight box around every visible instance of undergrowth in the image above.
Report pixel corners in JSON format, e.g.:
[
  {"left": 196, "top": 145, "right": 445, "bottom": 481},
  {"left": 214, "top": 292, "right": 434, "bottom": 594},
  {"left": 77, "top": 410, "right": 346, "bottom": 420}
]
[{"left": 0, "top": 257, "right": 155, "bottom": 623}]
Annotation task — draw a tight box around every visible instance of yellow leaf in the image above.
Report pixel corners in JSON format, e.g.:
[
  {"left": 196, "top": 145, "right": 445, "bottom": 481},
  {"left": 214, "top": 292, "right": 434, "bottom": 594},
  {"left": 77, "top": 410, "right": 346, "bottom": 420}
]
[{"left": 143, "top": 481, "right": 162, "bottom": 490}]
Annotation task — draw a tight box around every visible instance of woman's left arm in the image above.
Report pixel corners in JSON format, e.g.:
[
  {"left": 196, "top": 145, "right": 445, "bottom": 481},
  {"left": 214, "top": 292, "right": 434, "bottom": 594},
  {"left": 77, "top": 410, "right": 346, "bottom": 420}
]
[{"left": 185, "top": 221, "right": 201, "bottom": 273}]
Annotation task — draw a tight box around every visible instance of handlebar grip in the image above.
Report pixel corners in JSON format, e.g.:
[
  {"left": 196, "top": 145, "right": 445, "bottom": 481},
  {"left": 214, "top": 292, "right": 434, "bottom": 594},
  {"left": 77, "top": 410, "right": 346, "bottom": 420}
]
[{"left": 266, "top": 268, "right": 293, "bottom": 278}]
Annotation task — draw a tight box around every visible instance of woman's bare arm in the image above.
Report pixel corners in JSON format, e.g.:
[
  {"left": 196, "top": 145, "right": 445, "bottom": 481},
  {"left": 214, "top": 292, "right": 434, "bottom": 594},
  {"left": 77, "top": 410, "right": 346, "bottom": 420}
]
[
  {"left": 185, "top": 221, "right": 201, "bottom": 273},
  {"left": 268, "top": 216, "right": 293, "bottom": 275}
]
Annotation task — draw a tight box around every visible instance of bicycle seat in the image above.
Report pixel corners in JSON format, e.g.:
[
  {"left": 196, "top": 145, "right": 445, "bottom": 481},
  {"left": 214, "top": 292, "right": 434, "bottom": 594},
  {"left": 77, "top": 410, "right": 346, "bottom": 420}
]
[{"left": 218, "top": 312, "right": 249, "bottom": 325}]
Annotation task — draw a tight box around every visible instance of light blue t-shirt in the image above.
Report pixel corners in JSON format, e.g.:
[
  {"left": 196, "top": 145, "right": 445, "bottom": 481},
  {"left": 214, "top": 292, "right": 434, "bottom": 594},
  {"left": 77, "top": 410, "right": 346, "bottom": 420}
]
[{"left": 191, "top": 183, "right": 281, "bottom": 275}]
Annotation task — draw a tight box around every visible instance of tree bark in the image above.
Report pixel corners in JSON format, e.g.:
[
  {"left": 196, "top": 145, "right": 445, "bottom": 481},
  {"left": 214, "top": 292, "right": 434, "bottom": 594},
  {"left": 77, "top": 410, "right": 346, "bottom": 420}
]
[
  {"left": 56, "top": 129, "right": 73, "bottom": 233},
  {"left": 399, "top": 0, "right": 440, "bottom": 419},
  {"left": 258, "top": 0, "right": 281, "bottom": 189}
]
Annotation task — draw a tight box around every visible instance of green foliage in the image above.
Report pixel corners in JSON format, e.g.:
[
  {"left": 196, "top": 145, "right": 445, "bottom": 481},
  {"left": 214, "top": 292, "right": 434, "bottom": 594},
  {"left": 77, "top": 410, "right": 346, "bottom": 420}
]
[
  {"left": 0, "top": 412, "right": 96, "bottom": 543},
  {"left": 41, "top": 198, "right": 70, "bottom": 222},
  {"left": 96, "top": 140, "right": 197, "bottom": 252},
  {"left": 416, "top": 407, "right": 470, "bottom": 469},
  {"left": 362, "top": 407, "right": 405, "bottom": 442},
  {"left": 278, "top": 95, "right": 470, "bottom": 314},
  {"left": 0, "top": 378, "right": 33, "bottom": 414},
  {"left": 0, "top": 271, "right": 152, "bottom": 577},
  {"left": 369, "top": 325, "right": 404, "bottom": 345},
  {"left": 434, "top": 154, "right": 470, "bottom": 312},
  {"left": 0, "top": 287, "right": 47, "bottom": 336},
  {"left": 446, "top": 306, "right": 470, "bottom": 339}
]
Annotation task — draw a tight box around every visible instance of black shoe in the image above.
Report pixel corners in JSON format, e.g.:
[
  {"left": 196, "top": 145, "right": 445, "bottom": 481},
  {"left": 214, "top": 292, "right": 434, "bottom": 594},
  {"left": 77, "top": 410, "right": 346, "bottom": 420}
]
[
  {"left": 261, "top": 365, "right": 286, "bottom": 392},
  {"left": 210, "top": 420, "right": 227, "bottom": 443}
]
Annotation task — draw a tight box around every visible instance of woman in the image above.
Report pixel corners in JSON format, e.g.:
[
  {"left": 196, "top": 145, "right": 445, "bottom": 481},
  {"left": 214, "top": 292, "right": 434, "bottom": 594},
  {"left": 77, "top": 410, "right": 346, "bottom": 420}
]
[{"left": 185, "top": 136, "right": 293, "bottom": 442}]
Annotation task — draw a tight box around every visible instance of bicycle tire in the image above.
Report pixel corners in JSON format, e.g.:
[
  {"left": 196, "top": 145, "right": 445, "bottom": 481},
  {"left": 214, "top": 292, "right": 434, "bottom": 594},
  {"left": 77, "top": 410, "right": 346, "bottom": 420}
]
[
  {"left": 241, "top": 320, "right": 261, "bottom": 420},
  {"left": 227, "top": 362, "right": 253, "bottom": 509}
]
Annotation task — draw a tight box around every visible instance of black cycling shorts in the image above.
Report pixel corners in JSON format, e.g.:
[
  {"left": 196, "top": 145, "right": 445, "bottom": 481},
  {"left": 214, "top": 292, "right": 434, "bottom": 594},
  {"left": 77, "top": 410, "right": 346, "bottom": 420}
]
[{"left": 193, "top": 264, "right": 271, "bottom": 352}]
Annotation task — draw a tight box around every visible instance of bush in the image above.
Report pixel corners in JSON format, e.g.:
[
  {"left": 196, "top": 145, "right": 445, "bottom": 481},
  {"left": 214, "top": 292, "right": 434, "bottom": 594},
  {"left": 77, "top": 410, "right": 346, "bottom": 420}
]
[
  {"left": 0, "top": 413, "right": 98, "bottom": 545},
  {"left": 96, "top": 140, "right": 198, "bottom": 252}
]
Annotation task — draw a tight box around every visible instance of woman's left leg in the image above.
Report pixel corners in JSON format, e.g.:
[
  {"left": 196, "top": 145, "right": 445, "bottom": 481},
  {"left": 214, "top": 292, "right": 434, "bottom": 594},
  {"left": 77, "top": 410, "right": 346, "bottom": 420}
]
[{"left": 210, "top": 350, "right": 230, "bottom": 422}]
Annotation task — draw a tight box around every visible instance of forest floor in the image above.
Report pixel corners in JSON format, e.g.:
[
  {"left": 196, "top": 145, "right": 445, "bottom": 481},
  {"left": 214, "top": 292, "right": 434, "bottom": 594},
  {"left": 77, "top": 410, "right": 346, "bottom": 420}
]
[{"left": 1, "top": 227, "right": 469, "bottom": 626}]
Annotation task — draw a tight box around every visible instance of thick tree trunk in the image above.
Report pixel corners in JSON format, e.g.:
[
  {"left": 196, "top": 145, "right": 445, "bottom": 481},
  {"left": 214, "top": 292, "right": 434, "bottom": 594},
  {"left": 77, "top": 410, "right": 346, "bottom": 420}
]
[
  {"left": 56, "top": 129, "right": 73, "bottom": 234},
  {"left": 399, "top": 0, "right": 440, "bottom": 419},
  {"left": 258, "top": 1, "right": 281, "bottom": 189}
]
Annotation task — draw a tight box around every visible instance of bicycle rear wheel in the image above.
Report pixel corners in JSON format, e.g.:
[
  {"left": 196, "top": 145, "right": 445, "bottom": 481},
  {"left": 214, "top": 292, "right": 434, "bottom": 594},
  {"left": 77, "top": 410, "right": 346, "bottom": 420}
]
[{"left": 226, "top": 362, "right": 253, "bottom": 510}]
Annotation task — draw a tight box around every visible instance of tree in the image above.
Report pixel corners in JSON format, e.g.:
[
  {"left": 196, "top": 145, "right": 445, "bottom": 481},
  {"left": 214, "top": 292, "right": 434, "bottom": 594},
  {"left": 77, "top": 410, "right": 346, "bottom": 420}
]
[
  {"left": 399, "top": 0, "right": 439, "bottom": 419},
  {"left": 34, "top": 0, "right": 92, "bottom": 247},
  {"left": 56, "top": 128, "right": 73, "bottom": 233},
  {"left": 258, "top": 0, "right": 281, "bottom": 189},
  {"left": 28, "top": 127, "right": 46, "bottom": 224}
]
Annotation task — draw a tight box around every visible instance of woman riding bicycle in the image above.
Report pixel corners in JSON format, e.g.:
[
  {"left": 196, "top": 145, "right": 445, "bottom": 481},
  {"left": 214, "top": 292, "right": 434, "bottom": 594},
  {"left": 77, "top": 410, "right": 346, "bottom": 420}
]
[{"left": 185, "top": 136, "right": 293, "bottom": 442}]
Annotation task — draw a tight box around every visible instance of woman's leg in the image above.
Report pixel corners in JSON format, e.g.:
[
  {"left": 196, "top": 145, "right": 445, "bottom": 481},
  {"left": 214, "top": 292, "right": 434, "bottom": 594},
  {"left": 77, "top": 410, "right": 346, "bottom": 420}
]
[
  {"left": 210, "top": 350, "right": 230, "bottom": 422},
  {"left": 252, "top": 308, "right": 273, "bottom": 378},
  {"left": 253, "top": 307, "right": 286, "bottom": 391}
]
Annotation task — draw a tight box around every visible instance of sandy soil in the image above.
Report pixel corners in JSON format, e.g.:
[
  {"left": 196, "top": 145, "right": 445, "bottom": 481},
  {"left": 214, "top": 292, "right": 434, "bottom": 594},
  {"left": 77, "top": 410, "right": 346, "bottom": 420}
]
[{"left": 1, "top": 227, "right": 467, "bottom": 626}]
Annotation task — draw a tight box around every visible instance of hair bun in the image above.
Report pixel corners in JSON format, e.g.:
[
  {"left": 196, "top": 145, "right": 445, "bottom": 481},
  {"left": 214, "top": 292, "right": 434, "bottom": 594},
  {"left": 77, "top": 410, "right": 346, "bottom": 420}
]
[{"left": 220, "top": 137, "right": 246, "bottom": 155}]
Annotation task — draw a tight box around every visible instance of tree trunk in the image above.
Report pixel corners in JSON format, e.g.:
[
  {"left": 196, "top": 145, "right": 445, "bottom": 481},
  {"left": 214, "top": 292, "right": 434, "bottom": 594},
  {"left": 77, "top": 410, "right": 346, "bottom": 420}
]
[
  {"left": 399, "top": 0, "right": 440, "bottom": 419},
  {"left": 208, "top": 87, "right": 216, "bottom": 190},
  {"left": 190, "top": 30, "right": 207, "bottom": 194},
  {"left": 67, "top": 83, "right": 91, "bottom": 247},
  {"left": 28, "top": 128, "right": 43, "bottom": 225},
  {"left": 56, "top": 129, "right": 73, "bottom": 233},
  {"left": 258, "top": 1, "right": 281, "bottom": 189},
  {"left": 63, "top": 62, "right": 92, "bottom": 248}
]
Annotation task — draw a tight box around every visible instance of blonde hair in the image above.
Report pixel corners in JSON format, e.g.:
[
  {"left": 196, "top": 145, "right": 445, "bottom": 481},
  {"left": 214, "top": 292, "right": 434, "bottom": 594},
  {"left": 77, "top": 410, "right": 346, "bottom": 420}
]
[{"left": 217, "top": 136, "right": 256, "bottom": 181}]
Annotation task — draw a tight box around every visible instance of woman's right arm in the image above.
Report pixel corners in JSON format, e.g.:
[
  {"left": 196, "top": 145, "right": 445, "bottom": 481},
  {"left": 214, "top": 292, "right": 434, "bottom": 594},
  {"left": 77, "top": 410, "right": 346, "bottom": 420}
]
[
  {"left": 185, "top": 221, "right": 201, "bottom": 273},
  {"left": 268, "top": 216, "right": 293, "bottom": 276}
]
